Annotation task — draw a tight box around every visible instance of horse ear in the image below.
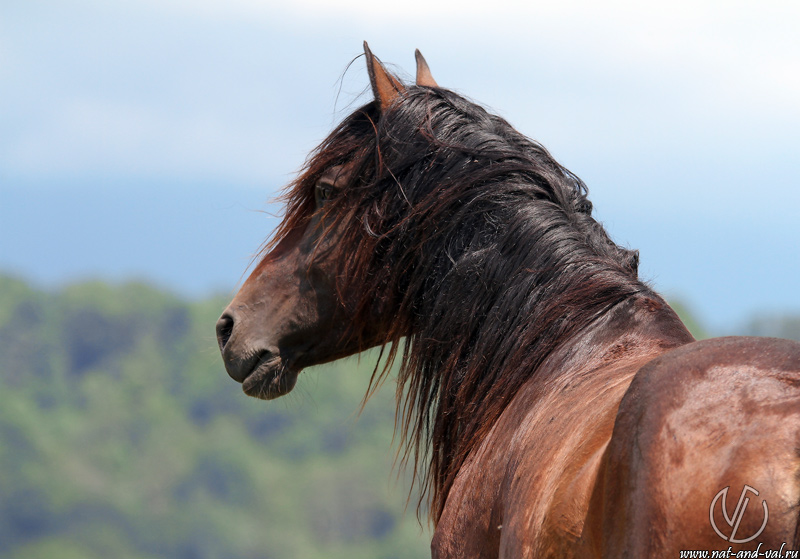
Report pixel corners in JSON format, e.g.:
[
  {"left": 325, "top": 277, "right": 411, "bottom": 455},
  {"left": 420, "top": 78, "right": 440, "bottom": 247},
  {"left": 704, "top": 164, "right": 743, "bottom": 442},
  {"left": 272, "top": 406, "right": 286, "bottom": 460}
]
[
  {"left": 415, "top": 49, "right": 438, "bottom": 88},
  {"left": 364, "top": 41, "right": 404, "bottom": 111}
]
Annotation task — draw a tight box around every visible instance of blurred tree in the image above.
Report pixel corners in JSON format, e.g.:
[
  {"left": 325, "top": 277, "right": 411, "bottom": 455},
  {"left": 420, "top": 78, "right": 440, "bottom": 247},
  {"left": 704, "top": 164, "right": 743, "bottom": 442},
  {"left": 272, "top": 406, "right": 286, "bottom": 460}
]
[{"left": 0, "top": 274, "right": 430, "bottom": 559}]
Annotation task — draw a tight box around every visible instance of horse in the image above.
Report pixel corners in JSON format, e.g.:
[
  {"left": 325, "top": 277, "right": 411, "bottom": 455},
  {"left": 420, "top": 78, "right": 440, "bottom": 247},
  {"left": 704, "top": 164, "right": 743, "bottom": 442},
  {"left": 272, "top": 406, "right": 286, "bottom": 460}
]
[{"left": 216, "top": 43, "right": 800, "bottom": 558}]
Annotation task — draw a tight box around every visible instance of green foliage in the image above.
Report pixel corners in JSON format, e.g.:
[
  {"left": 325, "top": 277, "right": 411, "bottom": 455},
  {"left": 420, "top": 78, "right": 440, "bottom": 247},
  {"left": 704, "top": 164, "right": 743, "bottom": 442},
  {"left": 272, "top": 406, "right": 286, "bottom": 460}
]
[
  {"left": 667, "top": 299, "right": 710, "bottom": 340},
  {"left": 0, "top": 275, "right": 430, "bottom": 559}
]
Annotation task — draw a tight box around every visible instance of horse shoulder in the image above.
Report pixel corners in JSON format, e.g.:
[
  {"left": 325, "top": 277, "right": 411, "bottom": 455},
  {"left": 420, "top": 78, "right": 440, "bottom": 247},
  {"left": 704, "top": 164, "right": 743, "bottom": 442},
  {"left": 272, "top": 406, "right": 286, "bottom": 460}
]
[
  {"left": 433, "top": 351, "right": 656, "bottom": 559},
  {"left": 585, "top": 336, "right": 800, "bottom": 557}
]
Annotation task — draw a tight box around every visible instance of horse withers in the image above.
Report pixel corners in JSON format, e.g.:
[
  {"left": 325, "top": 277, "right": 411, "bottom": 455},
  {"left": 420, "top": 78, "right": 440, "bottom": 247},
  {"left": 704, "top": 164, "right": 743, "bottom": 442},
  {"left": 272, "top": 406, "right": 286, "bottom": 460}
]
[{"left": 216, "top": 43, "right": 800, "bottom": 558}]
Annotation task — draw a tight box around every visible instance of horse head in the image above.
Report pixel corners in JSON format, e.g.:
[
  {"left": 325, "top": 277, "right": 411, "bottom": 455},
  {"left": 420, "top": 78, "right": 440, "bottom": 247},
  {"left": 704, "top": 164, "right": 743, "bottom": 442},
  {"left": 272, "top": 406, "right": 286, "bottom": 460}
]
[{"left": 216, "top": 43, "right": 437, "bottom": 400}]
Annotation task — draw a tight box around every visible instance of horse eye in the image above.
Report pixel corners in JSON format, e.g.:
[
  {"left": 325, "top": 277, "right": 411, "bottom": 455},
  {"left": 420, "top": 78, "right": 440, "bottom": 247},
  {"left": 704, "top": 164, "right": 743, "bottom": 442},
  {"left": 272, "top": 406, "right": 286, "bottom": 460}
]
[{"left": 315, "top": 182, "right": 334, "bottom": 206}]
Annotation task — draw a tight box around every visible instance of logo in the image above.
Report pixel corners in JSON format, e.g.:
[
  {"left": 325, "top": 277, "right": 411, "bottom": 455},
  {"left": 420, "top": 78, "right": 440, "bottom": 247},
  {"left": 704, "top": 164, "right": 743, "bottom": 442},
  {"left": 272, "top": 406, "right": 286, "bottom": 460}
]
[{"left": 709, "top": 485, "right": 768, "bottom": 543}]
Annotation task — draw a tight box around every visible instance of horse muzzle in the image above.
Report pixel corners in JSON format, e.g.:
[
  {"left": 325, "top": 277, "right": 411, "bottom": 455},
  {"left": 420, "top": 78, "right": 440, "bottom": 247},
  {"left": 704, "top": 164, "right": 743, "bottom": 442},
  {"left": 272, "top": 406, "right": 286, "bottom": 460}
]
[{"left": 216, "top": 310, "right": 299, "bottom": 400}]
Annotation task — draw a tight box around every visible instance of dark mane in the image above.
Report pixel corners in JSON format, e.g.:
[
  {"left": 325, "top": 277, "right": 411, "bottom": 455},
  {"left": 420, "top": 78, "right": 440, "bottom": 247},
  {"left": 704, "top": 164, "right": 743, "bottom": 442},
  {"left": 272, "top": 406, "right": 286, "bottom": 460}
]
[{"left": 268, "top": 84, "right": 648, "bottom": 522}]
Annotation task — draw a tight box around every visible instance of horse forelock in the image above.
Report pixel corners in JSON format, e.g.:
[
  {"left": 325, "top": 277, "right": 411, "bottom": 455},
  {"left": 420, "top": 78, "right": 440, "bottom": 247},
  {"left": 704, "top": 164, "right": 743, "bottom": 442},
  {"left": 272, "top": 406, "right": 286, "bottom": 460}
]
[{"left": 263, "top": 84, "right": 647, "bottom": 523}]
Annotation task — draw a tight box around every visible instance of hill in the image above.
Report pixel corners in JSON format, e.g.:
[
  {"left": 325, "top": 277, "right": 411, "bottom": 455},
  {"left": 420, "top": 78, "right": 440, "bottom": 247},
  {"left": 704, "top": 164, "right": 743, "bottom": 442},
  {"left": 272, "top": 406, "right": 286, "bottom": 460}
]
[{"left": 0, "top": 275, "right": 430, "bottom": 559}]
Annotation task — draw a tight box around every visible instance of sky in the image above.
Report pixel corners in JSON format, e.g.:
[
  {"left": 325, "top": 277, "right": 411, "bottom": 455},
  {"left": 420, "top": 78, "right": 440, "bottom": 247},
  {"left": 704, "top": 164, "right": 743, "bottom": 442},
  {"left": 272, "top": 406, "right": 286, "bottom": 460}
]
[{"left": 1, "top": 0, "right": 798, "bottom": 332}]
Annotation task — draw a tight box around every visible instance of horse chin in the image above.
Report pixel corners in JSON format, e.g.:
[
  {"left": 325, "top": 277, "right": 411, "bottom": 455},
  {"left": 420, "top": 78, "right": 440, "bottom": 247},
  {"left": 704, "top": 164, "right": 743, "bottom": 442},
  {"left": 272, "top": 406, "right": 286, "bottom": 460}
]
[{"left": 241, "top": 357, "right": 299, "bottom": 400}]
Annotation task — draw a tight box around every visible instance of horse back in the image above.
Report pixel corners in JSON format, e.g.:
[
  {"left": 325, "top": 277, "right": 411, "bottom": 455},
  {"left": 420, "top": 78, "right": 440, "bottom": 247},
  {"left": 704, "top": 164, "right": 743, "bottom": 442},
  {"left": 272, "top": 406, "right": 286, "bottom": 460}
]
[{"left": 586, "top": 336, "right": 800, "bottom": 557}]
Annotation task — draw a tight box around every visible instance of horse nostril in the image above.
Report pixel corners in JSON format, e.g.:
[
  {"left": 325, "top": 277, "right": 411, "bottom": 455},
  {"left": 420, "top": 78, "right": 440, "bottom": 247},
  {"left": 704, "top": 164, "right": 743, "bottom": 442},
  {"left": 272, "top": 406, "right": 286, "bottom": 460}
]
[{"left": 216, "top": 313, "right": 235, "bottom": 352}]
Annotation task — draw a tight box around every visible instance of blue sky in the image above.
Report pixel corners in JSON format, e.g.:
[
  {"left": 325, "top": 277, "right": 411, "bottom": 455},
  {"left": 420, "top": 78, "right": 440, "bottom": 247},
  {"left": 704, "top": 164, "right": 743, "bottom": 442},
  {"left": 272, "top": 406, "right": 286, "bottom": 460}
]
[{"left": 1, "top": 0, "right": 798, "bottom": 332}]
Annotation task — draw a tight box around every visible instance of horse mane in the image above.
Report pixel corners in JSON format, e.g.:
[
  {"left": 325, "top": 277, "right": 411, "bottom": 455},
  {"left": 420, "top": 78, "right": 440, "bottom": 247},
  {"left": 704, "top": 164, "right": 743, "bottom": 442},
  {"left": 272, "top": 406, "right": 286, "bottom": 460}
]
[{"left": 266, "top": 83, "right": 647, "bottom": 522}]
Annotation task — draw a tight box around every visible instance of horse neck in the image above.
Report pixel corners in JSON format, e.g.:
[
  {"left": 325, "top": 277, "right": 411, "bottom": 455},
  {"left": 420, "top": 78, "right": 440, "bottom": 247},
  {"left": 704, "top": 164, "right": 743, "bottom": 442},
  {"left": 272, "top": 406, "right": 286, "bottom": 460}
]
[{"left": 410, "top": 236, "right": 693, "bottom": 520}]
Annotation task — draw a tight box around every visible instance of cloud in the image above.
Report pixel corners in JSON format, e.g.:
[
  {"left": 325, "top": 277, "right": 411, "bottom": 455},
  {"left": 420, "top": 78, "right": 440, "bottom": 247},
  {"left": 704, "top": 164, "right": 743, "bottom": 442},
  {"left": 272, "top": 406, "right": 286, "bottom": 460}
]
[{"left": 1, "top": 0, "right": 797, "bottom": 190}]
